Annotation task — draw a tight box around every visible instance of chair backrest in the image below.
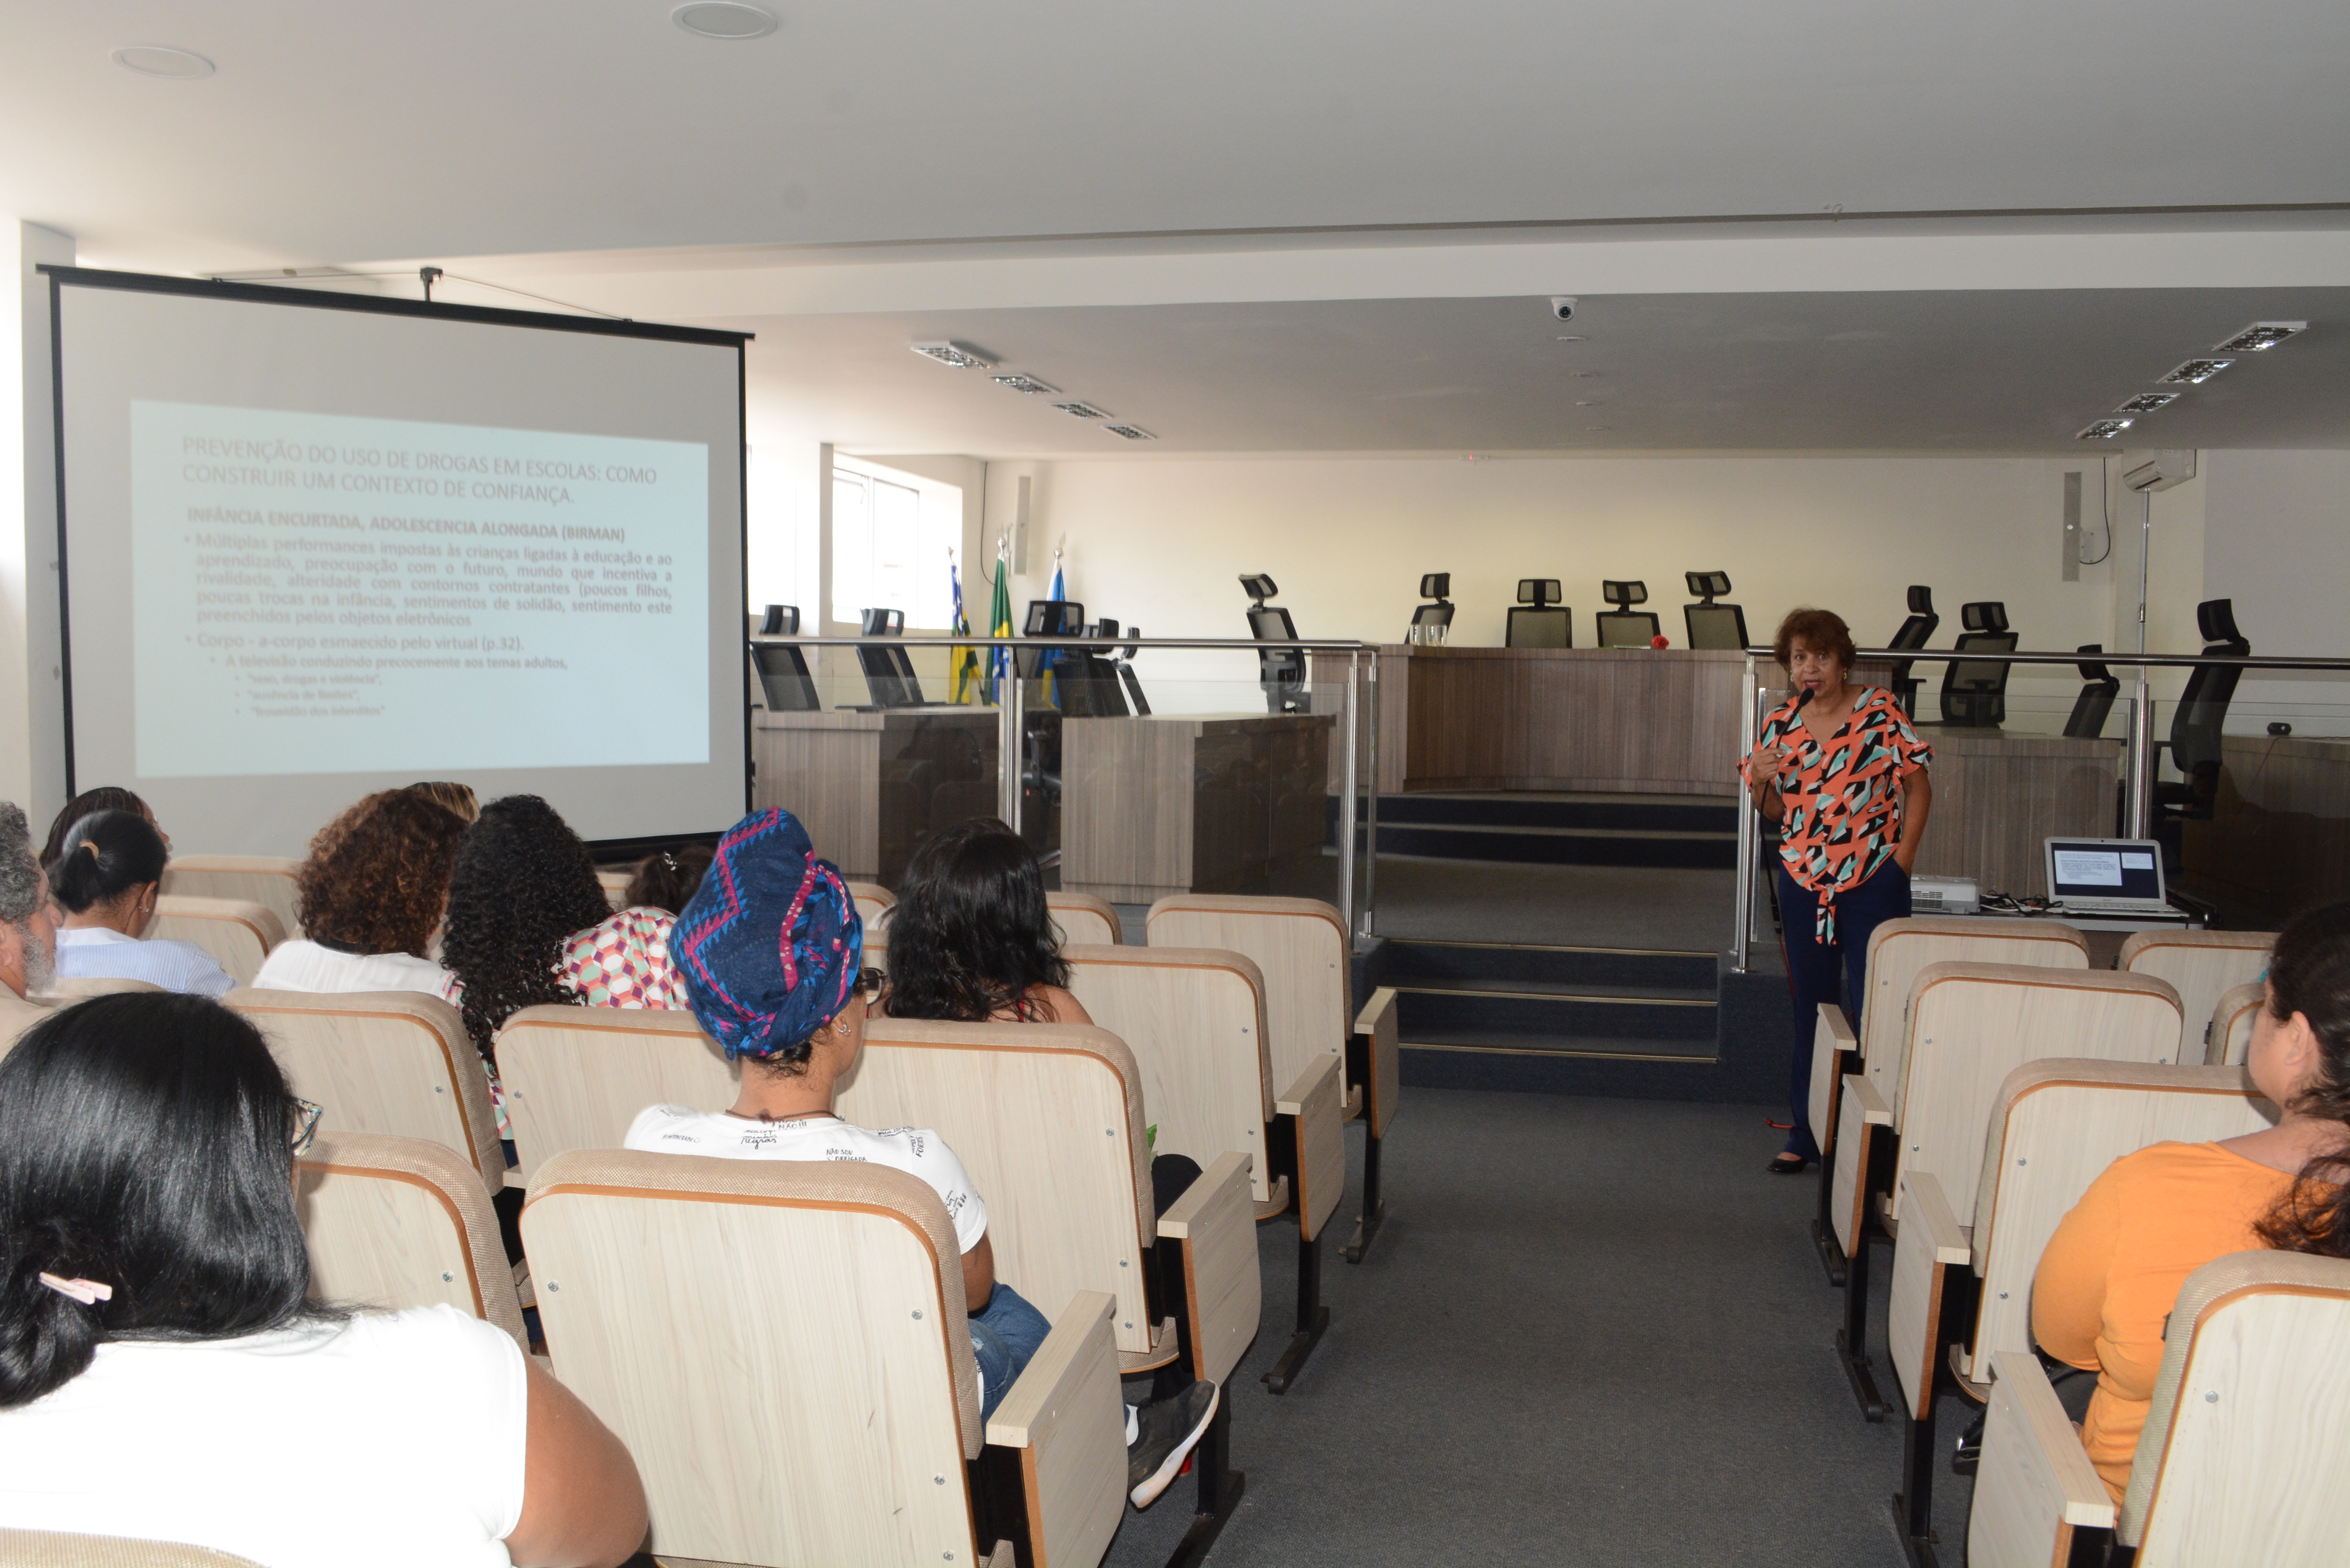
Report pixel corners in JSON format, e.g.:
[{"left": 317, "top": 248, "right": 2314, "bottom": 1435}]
[
  {"left": 523, "top": 1151, "right": 987, "bottom": 1567},
  {"left": 42, "top": 976, "right": 164, "bottom": 998},
  {"left": 1063, "top": 944, "right": 1275, "bottom": 1202},
  {"left": 297, "top": 1132, "right": 527, "bottom": 1350},
  {"left": 595, "top": 868, "right": 631, "bottom": 912},
  {"left": 844, "top": 1018, "right": 1156, "bottom": 1357},
  {"left": 2122, "top": 1250, "right": 2350, "bottom": 1559},
  {"left": 494, "top": 1005, "right": 736, "bottom": 1182},
  {"left": 159, "top": 856, "right": 305, "bottom": 940},
  {"left": 1047, "top": 890, "right": 1122, "bottom": 946},
  {"left": 1940, "top": 603, "right": 2018, "bottom": 725},
  {"left": 226, "top": 989, "right": 503, "bottom": 1195},
  {"left": 2062, "top": 644, "right": 2123, "bottom": 739},
  {"left": 2168, "top": 598, "right": 2249, "bottom": 776},
  {"left": 1145, "top": 895, "right": 1350, "bottom": 1102},
  {"left": 1960, "top": 1060, "right": 2275, "bottom": 1385},
  {"left": 750, "top": 640, "right": 821, "bottom": 711},
  {"left": 1593, "top": 609, "right": 1662, "bottom": 648},
  {"left": 847, "top": 881, "right": 896, "bottom": 932},
  {"left": 2119, "top": 929, "right": 2274, "bottom": 1059},
  {"left": 1887, "top": 585, "right": 1939, "bottom": 654},
  {"left": 149, "top": 897, "right": 284, "bottom": 987},
  {"left": 1858, "top": 917, "right": 2090, "bottom": 1090},
  {"left": 0, "top": 1531, "right": 266, "bottom": 1566},
  {"left": 1681, "top": 601, "right": 1747, "bottom": 651},
  {"left": 2206, "top": 981, "right": 2265, "bottom": 1067},
  {"left": 1891, "top": 964, "right": 2184, "bottom": 1209},
  {"left": 1506, "top": 605, "right": 1573, "bottom": 648}
]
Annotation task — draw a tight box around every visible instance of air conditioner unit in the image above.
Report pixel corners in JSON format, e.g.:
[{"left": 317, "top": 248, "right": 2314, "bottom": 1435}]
[{"left": 2122, "top": 450, "right": 2196, "bottom": 493}]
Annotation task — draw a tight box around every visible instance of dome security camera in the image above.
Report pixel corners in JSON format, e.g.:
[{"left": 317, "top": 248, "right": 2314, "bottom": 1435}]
[{"left": 1550, "top": 296, "right": 1579, "bottom": 321}]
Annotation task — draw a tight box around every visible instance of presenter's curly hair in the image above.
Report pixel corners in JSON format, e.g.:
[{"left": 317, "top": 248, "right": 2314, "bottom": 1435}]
[
  {"left": 1772, "top": 607, "right": 1858, "bottom": 673},
  {"left": 2254, "top": 902, "right": 2350, "bottom": 1260},
  {"left": 880, "top": 818, "right": 1072, "bottom": 1023},
  {"left": 440, "top": 795, "right": 612, "bottom": 1060},
  {"left": 295, "top": 790, "right": 470, "bottom": 959}
]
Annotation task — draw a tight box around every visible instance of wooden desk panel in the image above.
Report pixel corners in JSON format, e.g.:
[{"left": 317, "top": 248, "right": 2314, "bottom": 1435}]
[
  {"left": 1907, "top": 729, "right": 2122, "bottom": 897},
  {"left": 753, "top": 709, "right": 997, "bottom": 884},
  {"left": 2182, "top": 735, "right": 2350, "bottom": 925}
]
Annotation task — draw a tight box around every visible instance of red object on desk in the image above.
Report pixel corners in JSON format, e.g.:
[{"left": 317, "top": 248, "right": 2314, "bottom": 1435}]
[{"left": 1651, "top": 633, "right": 1671, "bottom": 649}]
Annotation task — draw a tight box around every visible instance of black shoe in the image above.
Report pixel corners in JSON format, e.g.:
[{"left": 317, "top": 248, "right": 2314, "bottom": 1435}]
[
  {"left": 1128, "top": 1379, "right": 1218, "bottom": 1509},
  {"left": 1766, "top": 1153, "right": 1812, "bottom": 1174}
]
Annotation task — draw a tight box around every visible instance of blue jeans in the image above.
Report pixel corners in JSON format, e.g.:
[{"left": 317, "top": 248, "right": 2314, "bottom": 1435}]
[
  {"left": 969, "top": 1282, "right": 1054, "bottom": 1420},
  {"left": 1777, "top": 859, "right": 1911, "bottom": 1160}
]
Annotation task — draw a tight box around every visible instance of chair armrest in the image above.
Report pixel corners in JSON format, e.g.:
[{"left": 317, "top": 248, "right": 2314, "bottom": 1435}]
[
  {"left": 1969, "top": 1352, "right": 2116, "bottom": 1568},
  {"left": 1888, "top": 1171, "right": 1973, "bottom": 1421},
  {"left": 1810, "top": 1004, "right": 1858, "bottom": 1155},
  {"left": 1157, "top": 1151, "right": 1262, "bottom": 1387},
  {"left": 986, "top": 1291, "right": 1123, "bottom": 1568},
  {"left": 1276, "top": 1053, "right": 1346, "bottom": 1243},
  {"left": 1351, "top": 985, "right": 1400, "bottom": 1139},
  {"left": 1829, "top": 1075, "right": 1893, "bottom": 1259}
]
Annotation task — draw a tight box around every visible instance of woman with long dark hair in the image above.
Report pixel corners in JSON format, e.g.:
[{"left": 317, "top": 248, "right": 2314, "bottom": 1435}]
[
  {"left": 39, "top": 786, "right": 165, "bottom": 873},
  {"left": 2034, "top": 900, "right": 2350, "bottom": 1505},
  {"left": 879, "top": 817, "right": 1090, "bottom": 1025},
  {"left": 50, "top": 810, "right": 234, "bottom": 997},
  {"left": 252, "top": 788, "right": 467, "bottom": 996},
  {"left": 0, "top": 993, "right": 646, "bottom": 1564}
]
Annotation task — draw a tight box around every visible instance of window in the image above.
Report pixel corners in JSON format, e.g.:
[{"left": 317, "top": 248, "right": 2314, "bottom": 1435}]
[{"left": 832, "top": 459, "right": 959, "bottom": 630}]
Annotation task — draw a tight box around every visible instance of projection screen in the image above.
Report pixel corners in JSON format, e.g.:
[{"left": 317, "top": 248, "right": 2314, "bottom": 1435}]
[{"left": 47, "top": 267, "right": 748, "bottom": 856}]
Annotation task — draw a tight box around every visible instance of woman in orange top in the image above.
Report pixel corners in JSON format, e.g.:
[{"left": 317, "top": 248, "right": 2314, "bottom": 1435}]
[{"left": 2033, "top": 899, "right": 2350, "bottom": 1504}]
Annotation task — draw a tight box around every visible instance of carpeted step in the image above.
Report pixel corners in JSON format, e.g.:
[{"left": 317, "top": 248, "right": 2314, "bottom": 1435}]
[
  {"left": 1380, "top": 939, "right": 1718, "bottom": 996},
  {"left": 1368, "top": 821, "right": 1737, "bottom": 869},
  {"left": 1396, "top": 986, "right": 1717, "bottom": 1060},
  {"left": 1365, "top": 793, "right": 1737, "bottom": 833}
]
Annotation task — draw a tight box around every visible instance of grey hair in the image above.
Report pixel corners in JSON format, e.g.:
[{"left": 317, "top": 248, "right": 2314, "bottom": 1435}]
[{"left": 0, "top": 802, "right": 41, "bottom": 926}]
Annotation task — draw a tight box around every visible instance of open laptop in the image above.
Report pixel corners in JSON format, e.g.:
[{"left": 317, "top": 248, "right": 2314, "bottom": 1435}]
[{"left": 2044, "top": 837, "right": 2174, "bottom": 917}]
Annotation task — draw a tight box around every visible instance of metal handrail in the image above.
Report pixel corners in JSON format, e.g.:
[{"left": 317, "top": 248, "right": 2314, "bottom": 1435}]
[
  {"left": 752, "top": 633, "right": 1367, "bottom": 652},
  {"left": 1740, "top": 645, "right": 2350, "bottom": 673}
]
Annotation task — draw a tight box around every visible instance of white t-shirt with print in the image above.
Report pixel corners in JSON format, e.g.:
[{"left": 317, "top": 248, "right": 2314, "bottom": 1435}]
[
  {"left": 626, "top": 1105, "right": 989, "bottom": 1254},
  {"left": 0, "top": 1305, "right": 528, "bottom": 1567}
]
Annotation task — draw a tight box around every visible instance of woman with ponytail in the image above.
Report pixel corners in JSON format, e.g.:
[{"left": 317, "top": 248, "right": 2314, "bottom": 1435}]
[
  {"left": 2033, "top": 900, "right": 2350, "bottom": 1505},
  {"left": 0, "top": 993, "right": 646, "bottom": 1566},
  {"left": 49, "top": 810, "right": 234, "bottom": 997}
]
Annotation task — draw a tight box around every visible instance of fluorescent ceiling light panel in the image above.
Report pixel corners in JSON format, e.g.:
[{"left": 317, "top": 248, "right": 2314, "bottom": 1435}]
[
  {"left": 672, "top": 2, "right": 780, "bottom": 39},
  {"left": 2158, "top": 359, "right": 2232, "bottom": 385},
  {"left": 990, "top": 374, "right": 1058, "bottom": 396},
  {"left": 1054, "top": 402, "right": 1111, "bottom": 419},
  {"left": 911, "top": 341, "right": 994, "bottom": 369},
  {"left": 112, "top": 45, "right": 215, "bottom": 78},
  {"left": 2077, "top": 418, "right": 2134, "bottom": 440},
  {"left": 2213, "top": 321, "right": 2307, "bottom": 353},
  {"left": 2114, "top": 391, "right": 2180, "bottom": 414},
  {"left": 1103, "top": 425, "right": 1156, "bottom": 440}
]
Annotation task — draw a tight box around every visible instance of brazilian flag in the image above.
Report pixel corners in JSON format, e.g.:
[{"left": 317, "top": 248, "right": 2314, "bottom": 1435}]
[{"left": 985, "top": 547, "right": 1014, "bottom": 704}]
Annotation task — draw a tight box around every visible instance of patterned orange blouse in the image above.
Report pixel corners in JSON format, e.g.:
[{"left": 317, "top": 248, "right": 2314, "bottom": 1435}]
[{"left": 1741, "top": 685, "right": 1932, "bottom": 940}]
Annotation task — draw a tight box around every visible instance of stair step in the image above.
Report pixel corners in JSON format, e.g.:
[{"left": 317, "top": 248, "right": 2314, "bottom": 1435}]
[
  {"left": 1380, "top": 939, "right": 1718, "bottom": 994},
  {"left": 1397, "top": 988, "right": 1715, "bottom": 1046},
  {"left": 1401, "top": 1034, "right": 1720, "bottom": 1063},
  {"left": 1395, "top": 977, "right": 1718, "bottom": 1004},
  {"left": 1362, "top": 794, "right": 1738, "bottom": 833}
]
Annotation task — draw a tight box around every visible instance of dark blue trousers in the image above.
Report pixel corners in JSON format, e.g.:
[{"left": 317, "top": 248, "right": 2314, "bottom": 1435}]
[{"left": 1777, "top": 859, "right": 1911, "bottom": 1160}]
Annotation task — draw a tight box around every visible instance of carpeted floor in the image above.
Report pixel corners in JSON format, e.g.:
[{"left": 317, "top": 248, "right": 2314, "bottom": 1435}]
[{"left": 1099, "top": 1088, "right": 1970, "bottom": 1567}]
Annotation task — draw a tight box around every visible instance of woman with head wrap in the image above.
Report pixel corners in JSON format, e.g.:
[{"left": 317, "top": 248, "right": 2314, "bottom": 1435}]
[{"left": 627, "top": 808, "right": 1218, "bottom": 1509}]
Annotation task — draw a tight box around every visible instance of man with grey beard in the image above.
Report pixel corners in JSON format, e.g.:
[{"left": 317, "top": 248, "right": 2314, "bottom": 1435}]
[{"left": 0, "top": 801, "right": 60, "bottom": 1041}]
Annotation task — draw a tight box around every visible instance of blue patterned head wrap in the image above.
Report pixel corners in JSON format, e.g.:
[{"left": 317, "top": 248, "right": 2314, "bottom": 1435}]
[{"left": 669, "top": 809, "right": 865, "bottom": 1062}]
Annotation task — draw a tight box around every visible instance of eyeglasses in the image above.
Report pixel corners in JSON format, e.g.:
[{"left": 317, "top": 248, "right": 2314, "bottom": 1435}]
[
  {"left": 289, "top": 1097, "right": 325, "bottom": 1156},
  {"left": 856, "top": 967, "right": 886, "bottom": 998}
]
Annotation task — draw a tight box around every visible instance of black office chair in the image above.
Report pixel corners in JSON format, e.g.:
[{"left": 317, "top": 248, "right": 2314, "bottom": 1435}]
[
  {"left": 1243, "top": 574, "right": 1308, "bottom": 714},
  {"left": 1594, "top": 580, "right": 1661, "bottom": 648},
  {"left": 1056, "top": 618, "right": 1130, "bottom": 717},
  {"left": 1507, "top": 579, "right": 1572, "bottom": 648},
  {"left": 1938, "top": 601, "right": 2017, "bottom": 728},
  {"left": 747, "top": 605, "right": 820, "bottom": 711},
  {"left": 2062, "top": 645, "right": 2123, "bottom": 739},
  {"left": 1681, "top": 571, "right": 1749, "bottom": 651},
  {"left": 854, "top": 606, "right": 926, "bottom": 708},
  {"left": 1110, "top": 625, "right": 1151, "bottom": 716},
  {"left": 1885, "top": 585, "right": 1940, "bottom": 718},
  {"left": 758, "top": 604, "right": 796, "bottom": 636},
  {"left": 2154, "top": 599, "right": 2250, "bottom": 863},
  {"left": 1410, "top": 572, "right": 1457, "bottom": 642}
]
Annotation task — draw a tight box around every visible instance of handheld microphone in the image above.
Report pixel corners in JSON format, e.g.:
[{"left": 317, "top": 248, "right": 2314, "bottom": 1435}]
[{"left": 1793, "top": 688, "right": 1815, "bottom": 711}]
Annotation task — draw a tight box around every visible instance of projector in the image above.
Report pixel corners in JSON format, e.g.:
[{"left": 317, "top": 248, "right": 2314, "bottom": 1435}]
[{"left": 1910, "top": 875, "right": 1979, "bottom": 916}]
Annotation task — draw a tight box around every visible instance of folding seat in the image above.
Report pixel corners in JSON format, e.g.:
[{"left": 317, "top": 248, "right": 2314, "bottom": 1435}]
[
  {"left": 1880, "top": 1059, "right": 2272, "bottom": 1552},
  {"left": 493, "top": 1005, "right": 734, "bottom": 1183},
  {"left": 0, "top": 1532, "right": 264, "bottom": 1566},
  {"left": 296, "top": 1132, "right": 528, "bottom": 1351},
  {"left": 159, "top": 854, "right": 304, "bottom": 940},
  {"left": 1047, "top": 890, "right": 1122, "bottom": 946},
  {"left": 149, "top": 896, "right": 284, "bottom": 987},
  {"left": 2118, "top": 928, "right": 2273, "bottom": 1060},
  {"left": 848, "top": 879, "right": 896, "bottom": 931},
  {"left": 523, "top": 1152, "right": 1135, "bottom": 1568},
  {"left": 2206, "top": 981, "right": 2264, "bottom": 1066},
  {"left": 1971, "top": 1251, "right": 2350, "bottom": 1567},
  {"left": 1830, "top": 964, "right": 2181, "bottom": 1417}
]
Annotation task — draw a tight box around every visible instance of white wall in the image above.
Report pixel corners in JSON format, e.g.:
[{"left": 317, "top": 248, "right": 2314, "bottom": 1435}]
[
  {"left": 2203, "top": 449, "right": 2350, "bottom": 723},
  {"left": 5, "top": 221, "right": 72, "bottom": 821}
]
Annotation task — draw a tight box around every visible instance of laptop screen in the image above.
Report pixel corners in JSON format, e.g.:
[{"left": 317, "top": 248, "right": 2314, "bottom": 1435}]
[{"left": 2048, "top": 840, "right": 2164, "bottom": 902}]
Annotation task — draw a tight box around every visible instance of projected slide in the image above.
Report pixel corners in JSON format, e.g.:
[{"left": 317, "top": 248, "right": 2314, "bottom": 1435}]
[{"left": 131, "top": 402, "right": 709, "bottom": 777}]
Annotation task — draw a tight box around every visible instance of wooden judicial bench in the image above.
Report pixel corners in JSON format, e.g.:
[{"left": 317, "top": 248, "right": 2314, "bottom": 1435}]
[{"left": 751, "top": 708, "right": 997, "bottom": 885}]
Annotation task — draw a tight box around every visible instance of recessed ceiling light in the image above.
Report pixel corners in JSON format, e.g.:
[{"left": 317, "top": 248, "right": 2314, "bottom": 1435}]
[
  {"left": 2158, "top": 358, "right": 2232, "bottom": 385},
  {"left": 112, "top": 45, "right": 214, "bottom": 78},
  {"left": 910, "top": 341, "right": 993, "bottom": 370},
  {"left": 1103, "top": 424, "right": 1155, "bottom": 441},
  {"left": 2214, "top": 321, "right": 2307, "bottom": 353},
  {"left": 1554, "top": 335, "right": 1585, "bottom": 342},
  {"left": 2077, "top": 418, "right": 2134, "bottom": 440},
  {"left": 990, "top": 374, "right": 1057, "bottom": 396},
  {"left": 1053, "top": 402, "right": 1111, "bottom": 419},
  {"left": 1574, "top": 400, "right": 1604, "bottom": 407},
  {"left": 1584, "top": 425, "right": 1613, "bottom": 432},
  {"left": 2115, "top": 391, "right": 2180, "bottom": 414},
  {"left": 672, "top": 2, "right": 779, "bottom": 39},
  {"left": 1572, "top": 371, "right": 1600, "bottom": 379}
]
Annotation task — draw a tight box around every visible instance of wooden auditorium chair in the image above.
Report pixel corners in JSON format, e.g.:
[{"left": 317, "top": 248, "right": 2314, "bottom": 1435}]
[
  {"left": 1971, "top": 1251, "right": 2350, "bottom": 1567},
  {"left": 2117, "top": 927, "right": 2273, "bottom": 1060},
  {"left": 1805, "top": 917, "right": 2089, "bottom": 1282},
  {"left": 1879, "top": 1059, "right": 2274, "bottom": 1552},
  {"left": 227, "top": 990, "right": 503, "bottom": 1197},
  {"left": 595, "top": 868, "right": 631, "bottom": 912},
  {"left": 159, "top": 855, "right": 304, "bottom": 940},
  {"left": 523, "top": 1153, "right": 1135, "bottom": 1568},
  {"left": 149, "top": 896, "right": 284, "bottom": 988},
  {"left": 493, "top": 1005, "right": 735, "bottom": 1183},
  {"left": 1047, "top": 890, "right": 1122, "bottom": 946},
  {"left": 1829, "top": 963, "right": 2181, "bottom": 1418},
  {"left": 848, "top": 880, "right": 896, "bottom": 931},
  {"left": 2206, "top": 981, "right": 2265, "bottom": 1066},
  {"left": 40, "top": 976, "right": 164, "bottom": 998},
  {"left": 296, "top": 1132, "right": 529, "bottom": 1351},
  {"left": 0, "top": 1532, "right": 265, "bottom": 1566}
]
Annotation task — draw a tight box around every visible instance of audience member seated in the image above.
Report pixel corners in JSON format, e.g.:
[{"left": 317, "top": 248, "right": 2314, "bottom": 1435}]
[
  {"left": 407, "top": 779, "right": 481, "bottom": 823},
  {"left": 628, "top": 808, "right": 1217, "bottom": 1504},
  {"left": 2034, "top": 898, "right": 2350, "bottom": 1505},
  {"left": 881, "top": 816, "right": 1093, "bottom": 1025},
  {"left": 251, "top": 789, "right": 469, "bottom": 996},
  {"left": 0, "top": 991, "right": 647, "bottom": 1565},
  {"left": 50, "top": 811, "right": 234, "bottom": 998},
  {"left": 621, "top": 841, "right": 714, "bottom": 915},
  {"left": 0, "top": 803, "right": 57, "bottom": 1040},
  {"left": 38, "top": 785, "right": 166, "bottom": 874}
]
